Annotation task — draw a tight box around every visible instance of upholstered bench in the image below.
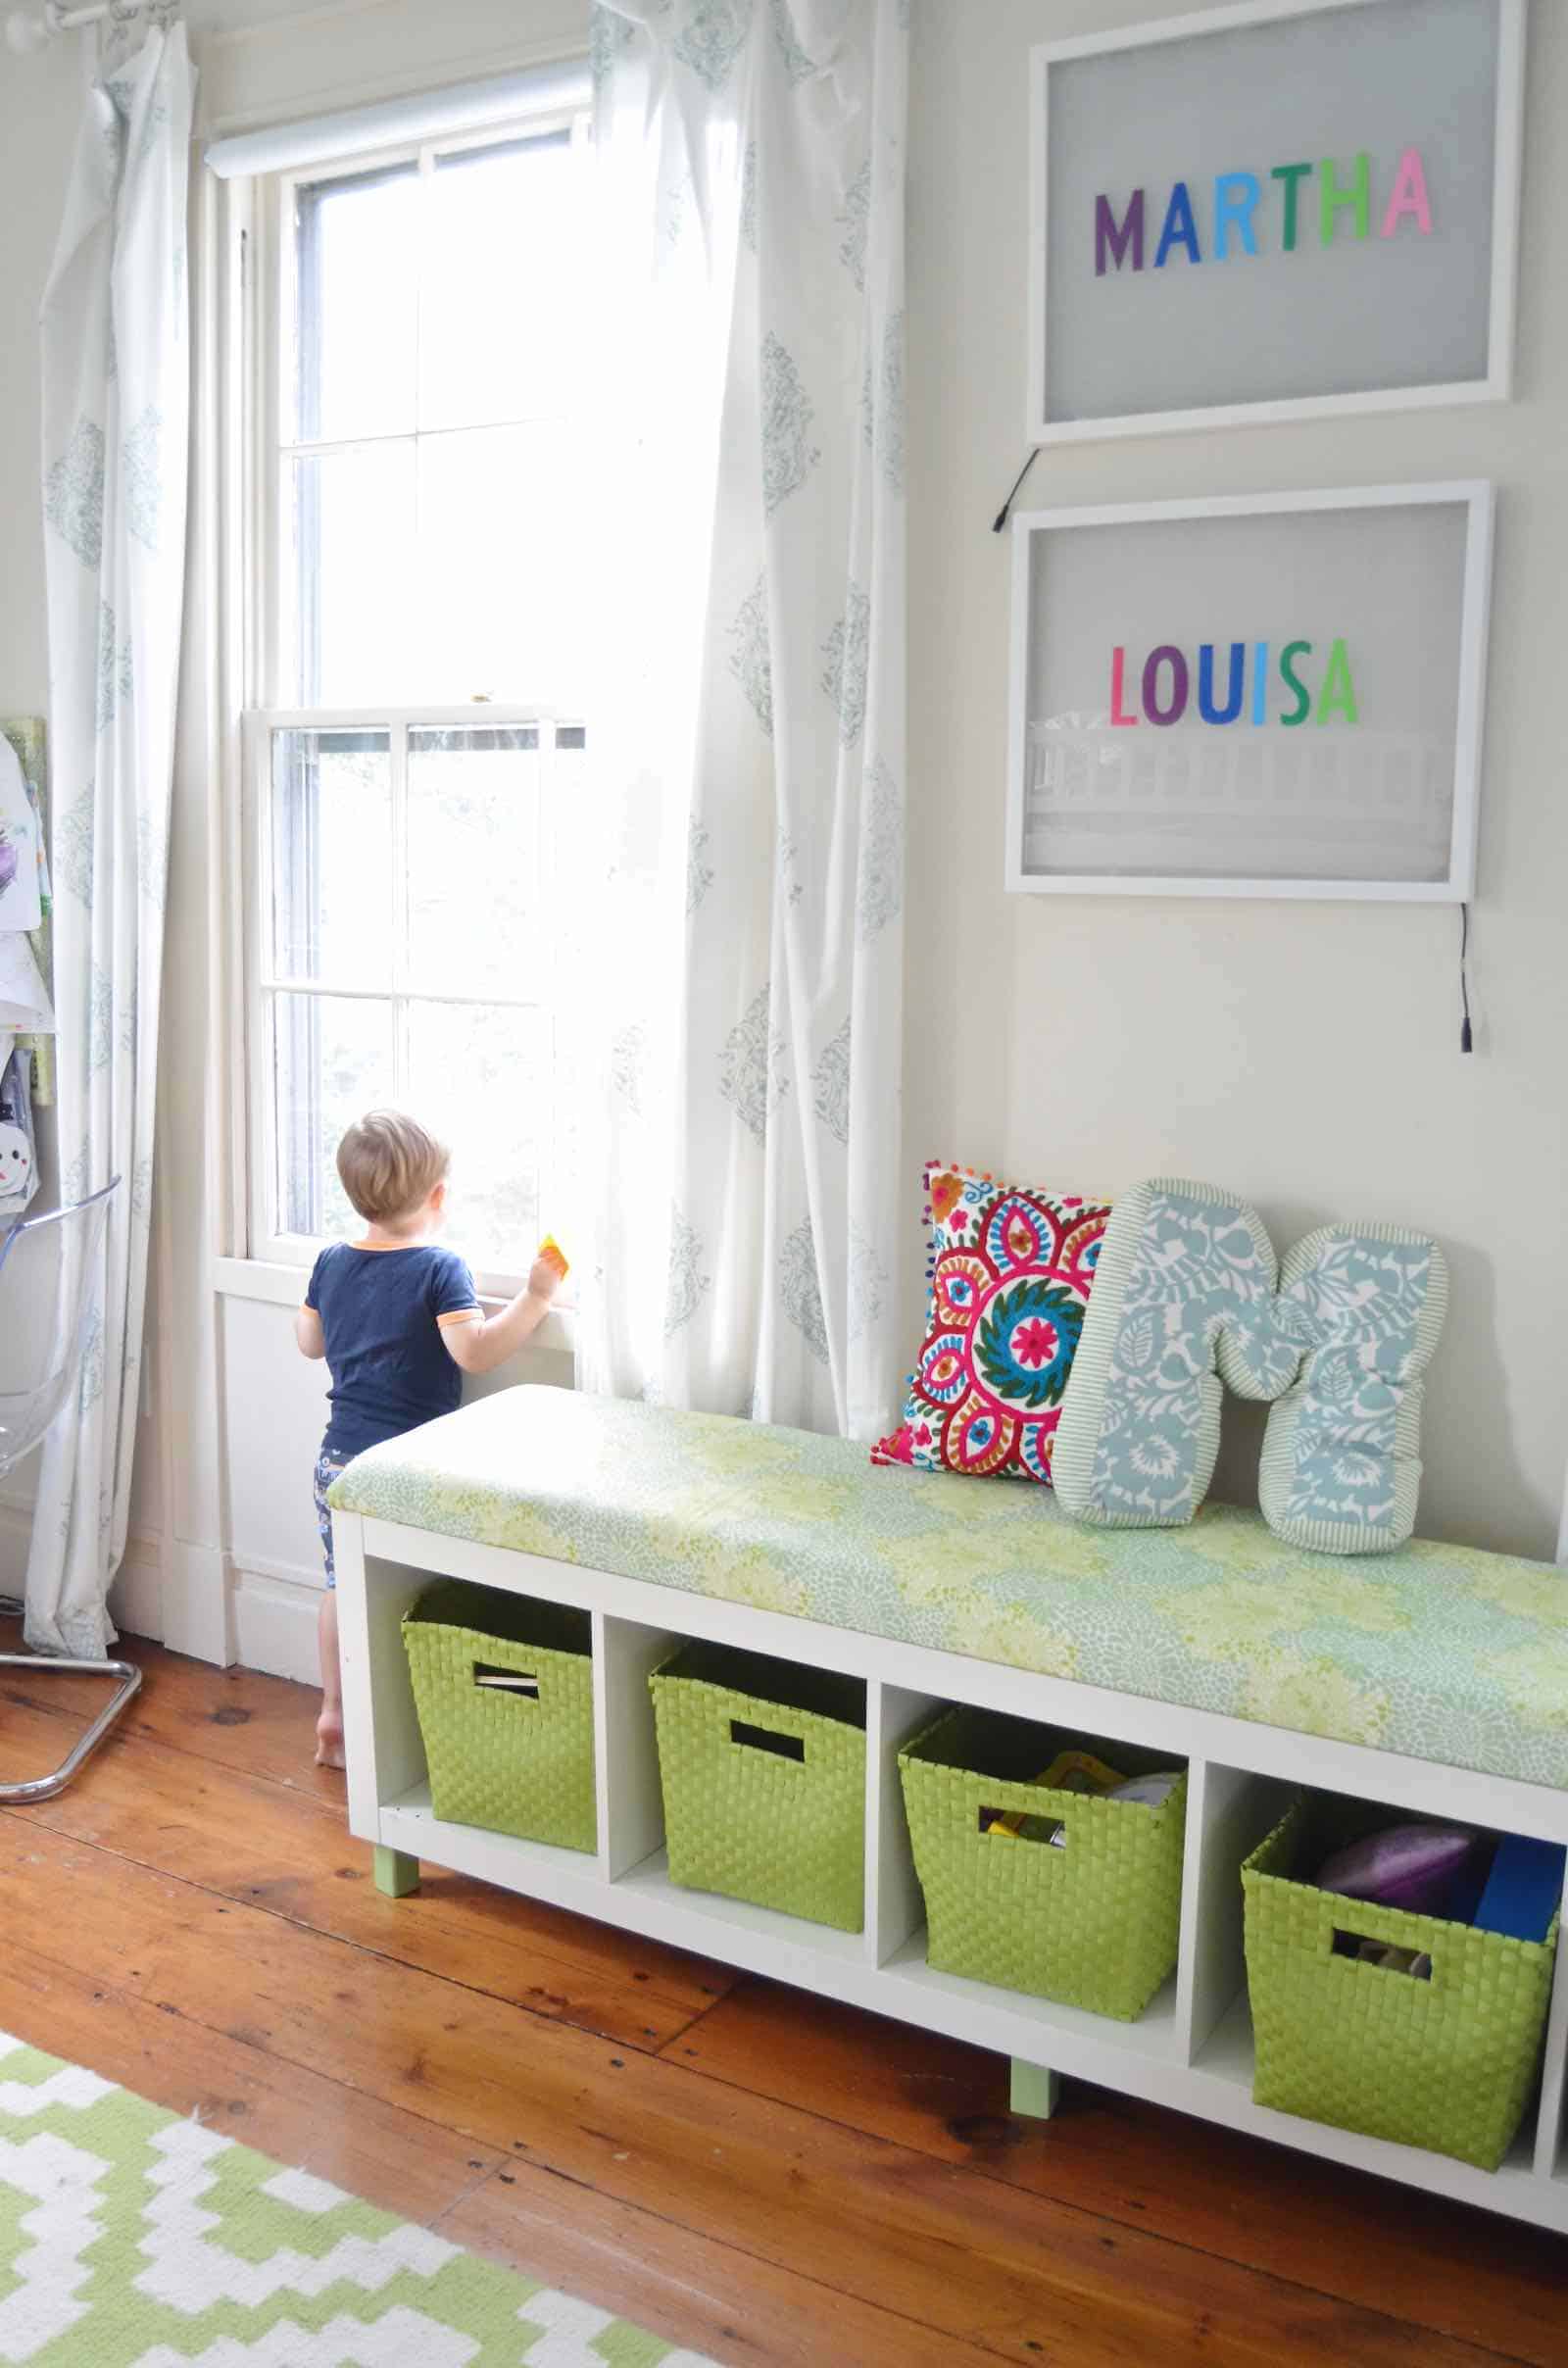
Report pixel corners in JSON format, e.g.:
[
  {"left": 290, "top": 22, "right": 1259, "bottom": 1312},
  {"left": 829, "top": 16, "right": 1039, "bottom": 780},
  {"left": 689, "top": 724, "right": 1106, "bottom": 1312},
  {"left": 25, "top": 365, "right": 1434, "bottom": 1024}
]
[{"left": 329, "top": 1387, "right": 1568, "bottom": 2232}]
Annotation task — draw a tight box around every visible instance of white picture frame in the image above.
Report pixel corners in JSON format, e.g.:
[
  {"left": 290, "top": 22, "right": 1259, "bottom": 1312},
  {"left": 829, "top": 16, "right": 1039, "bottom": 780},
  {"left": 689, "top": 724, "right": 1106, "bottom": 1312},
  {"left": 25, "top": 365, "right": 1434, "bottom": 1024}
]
[
  {"left": 1004, "top": 481, "right": 1494, "bottom": 902},
  {"left": 1028, "top": 0, "right": 1526, "bottom": 445}
]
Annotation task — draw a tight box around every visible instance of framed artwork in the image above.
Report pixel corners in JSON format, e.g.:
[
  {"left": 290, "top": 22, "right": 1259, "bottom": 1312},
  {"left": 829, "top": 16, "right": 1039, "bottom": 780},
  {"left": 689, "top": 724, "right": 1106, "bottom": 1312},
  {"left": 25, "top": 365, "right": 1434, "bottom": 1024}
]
[
  {"left": 1028, "top": 0, "right": 1526, "bottom": 443},
  {"left": 1004, "top": 482, "right": 1494, "bottom": 902}
]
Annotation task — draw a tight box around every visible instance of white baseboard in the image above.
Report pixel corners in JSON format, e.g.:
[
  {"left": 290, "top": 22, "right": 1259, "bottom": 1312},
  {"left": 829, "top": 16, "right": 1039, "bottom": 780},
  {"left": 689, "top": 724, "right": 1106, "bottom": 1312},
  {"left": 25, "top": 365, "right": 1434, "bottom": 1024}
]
[
  {"left": 162, "top": 1538, "right": 234, "bottom": 1666},
  {"left": 229, "top": 1548, "right": 325, "bottom": 1593},
  {"left": 109, "top": 1544, "right": 164, "bottom": 1642},
  {"left": 231, "top": 1567, "right": 321, "bottom": 1689}
]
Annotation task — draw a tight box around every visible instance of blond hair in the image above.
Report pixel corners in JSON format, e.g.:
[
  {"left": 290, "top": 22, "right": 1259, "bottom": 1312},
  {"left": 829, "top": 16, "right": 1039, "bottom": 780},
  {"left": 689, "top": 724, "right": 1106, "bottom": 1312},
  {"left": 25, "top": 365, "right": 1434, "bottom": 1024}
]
[{"left": 336, "top": 1110, "right": 449, "bottom": 1225}]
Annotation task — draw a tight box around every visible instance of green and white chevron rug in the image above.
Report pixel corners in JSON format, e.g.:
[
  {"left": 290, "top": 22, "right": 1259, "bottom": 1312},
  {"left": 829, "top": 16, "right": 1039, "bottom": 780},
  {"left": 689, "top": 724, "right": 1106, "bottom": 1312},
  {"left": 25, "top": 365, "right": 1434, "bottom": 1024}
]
[{"left": 0, "top": 2031, "right": 719, "bottom": 2366}]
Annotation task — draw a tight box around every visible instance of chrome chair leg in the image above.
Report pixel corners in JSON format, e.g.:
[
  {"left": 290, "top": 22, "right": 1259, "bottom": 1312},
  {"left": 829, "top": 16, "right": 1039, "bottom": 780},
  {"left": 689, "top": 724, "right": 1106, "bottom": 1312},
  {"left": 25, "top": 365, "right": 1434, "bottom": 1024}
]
[{"left": 0, "top": 1655, "right": 143, "bottom": 1804}]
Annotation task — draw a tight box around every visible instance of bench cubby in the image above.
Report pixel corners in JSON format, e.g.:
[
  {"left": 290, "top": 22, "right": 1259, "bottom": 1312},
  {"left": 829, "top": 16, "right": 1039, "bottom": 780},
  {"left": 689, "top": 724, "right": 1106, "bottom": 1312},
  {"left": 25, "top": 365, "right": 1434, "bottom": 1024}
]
[{"left": 333, "top": 1505, "right": 1568, "bottom": 2234}]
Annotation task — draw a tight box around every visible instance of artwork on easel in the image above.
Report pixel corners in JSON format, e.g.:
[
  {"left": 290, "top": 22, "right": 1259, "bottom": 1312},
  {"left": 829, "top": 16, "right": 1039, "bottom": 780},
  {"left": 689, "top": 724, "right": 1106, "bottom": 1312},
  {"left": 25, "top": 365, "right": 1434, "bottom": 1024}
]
[
  {"left": 1029, "top": 0, "right": 1526, "bottom": 443},
  {"left": 1004, "top": 483, "right": 1494, "bottom": 902},
  {"left": 0, "top": 717, "right": 54, "bottom": 1107}
]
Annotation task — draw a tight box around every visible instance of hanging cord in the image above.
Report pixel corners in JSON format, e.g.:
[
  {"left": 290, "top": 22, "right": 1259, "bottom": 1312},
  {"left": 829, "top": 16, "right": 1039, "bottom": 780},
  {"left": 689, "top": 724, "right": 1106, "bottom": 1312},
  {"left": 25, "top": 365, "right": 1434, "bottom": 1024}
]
[
  {"left": 992, "top": 451, "right": 1041, "bottom": 534},
  {"left": 1458, "top": 901, "right": 1474, "bottom": 1055}
]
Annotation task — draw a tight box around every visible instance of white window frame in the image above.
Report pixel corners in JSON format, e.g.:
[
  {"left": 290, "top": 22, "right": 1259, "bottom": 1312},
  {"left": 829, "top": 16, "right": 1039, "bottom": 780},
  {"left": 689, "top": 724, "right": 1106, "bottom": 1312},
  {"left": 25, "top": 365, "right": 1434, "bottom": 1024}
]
[{"left": 235, "top": 102, "right": 592, "bottom": 1299}]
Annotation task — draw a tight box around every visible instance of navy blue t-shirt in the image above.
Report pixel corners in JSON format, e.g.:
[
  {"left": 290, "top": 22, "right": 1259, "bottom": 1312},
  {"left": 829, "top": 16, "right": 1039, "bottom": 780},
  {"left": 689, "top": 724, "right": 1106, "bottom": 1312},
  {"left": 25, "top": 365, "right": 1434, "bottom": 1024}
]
[{"left": 306, "top": 1242, "right": 481, "bottom": 1458}]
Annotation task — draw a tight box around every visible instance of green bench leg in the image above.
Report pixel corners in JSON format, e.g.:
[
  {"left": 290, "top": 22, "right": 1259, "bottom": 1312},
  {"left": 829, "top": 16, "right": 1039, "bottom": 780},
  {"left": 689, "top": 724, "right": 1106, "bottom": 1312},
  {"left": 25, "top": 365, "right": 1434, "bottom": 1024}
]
[
  {"left": 1010, "top": 2060, "right": 1062, "bottom": 2121},
  {"left": 374, "top": 1846, "right": 420, "bottom": 1899}
]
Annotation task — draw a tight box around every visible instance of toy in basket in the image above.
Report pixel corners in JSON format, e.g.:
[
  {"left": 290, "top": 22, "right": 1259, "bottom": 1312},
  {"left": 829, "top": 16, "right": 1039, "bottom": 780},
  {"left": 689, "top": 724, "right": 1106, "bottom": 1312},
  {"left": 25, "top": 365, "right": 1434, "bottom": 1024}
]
[
  {"left": 1243, "top": 1796, "right": 1562, "bottom": 2170},
  {"left": 899, "top": 1708, "right": 1187, "bottom": 2020}
]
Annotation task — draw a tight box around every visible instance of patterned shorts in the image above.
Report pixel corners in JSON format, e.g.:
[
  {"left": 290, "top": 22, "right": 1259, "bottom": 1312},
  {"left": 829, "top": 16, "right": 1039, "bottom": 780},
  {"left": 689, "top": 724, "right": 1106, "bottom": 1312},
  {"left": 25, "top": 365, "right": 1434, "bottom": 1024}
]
[{"left": 314, "top": 1450, "right": 350, "bottom": 1589}]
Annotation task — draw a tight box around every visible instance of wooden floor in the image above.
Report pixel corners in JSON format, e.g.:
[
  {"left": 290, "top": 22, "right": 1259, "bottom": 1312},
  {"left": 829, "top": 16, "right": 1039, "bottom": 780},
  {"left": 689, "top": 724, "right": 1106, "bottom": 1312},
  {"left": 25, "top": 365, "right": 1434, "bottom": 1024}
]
[{"left": 1, "top": 1628, "right": 1564, "bottom": 2368}]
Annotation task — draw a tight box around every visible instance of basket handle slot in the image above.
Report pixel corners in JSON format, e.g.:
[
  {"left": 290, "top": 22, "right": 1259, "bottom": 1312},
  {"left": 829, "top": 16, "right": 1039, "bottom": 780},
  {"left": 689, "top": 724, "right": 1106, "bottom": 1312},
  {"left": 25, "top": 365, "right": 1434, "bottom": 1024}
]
[
  {"left": 978, "top": 1805, "right": 1064, "bottom": 1848},
  {"left": 473, "top": 1661, "right": 539, "bottom": 1701},
  {"left": 730, "top": 1718, "right": 805, "bottom": 1761},
  {"left": 1331, "top": 1924, "right": 1433, "bottom": 1980}
]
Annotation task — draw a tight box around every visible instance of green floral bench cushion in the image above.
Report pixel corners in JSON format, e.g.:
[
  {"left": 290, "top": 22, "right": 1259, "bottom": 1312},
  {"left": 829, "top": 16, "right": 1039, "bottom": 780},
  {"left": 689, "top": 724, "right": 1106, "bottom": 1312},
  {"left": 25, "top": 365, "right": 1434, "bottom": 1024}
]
[{"left": 331, "top": 1387, "right": 1568, "bottom": 1792}]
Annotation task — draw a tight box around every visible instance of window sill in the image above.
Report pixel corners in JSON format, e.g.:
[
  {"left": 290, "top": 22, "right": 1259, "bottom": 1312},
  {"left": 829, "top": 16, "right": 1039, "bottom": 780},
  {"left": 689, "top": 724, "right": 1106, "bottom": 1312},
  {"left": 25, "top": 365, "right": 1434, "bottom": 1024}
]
[{"left": 213, "top": 1256, "right": 579, "bottom": 1359}]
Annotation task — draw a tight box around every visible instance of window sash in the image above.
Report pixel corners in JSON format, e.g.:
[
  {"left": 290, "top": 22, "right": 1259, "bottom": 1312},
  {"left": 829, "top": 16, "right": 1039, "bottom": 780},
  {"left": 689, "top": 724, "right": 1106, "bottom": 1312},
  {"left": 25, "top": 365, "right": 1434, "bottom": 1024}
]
[
  {"left": 243, "top": 707, "right": 578, "bottom": 1297},
  {"left": 260, "top": 110, "right": 590, "bottom": 713}
]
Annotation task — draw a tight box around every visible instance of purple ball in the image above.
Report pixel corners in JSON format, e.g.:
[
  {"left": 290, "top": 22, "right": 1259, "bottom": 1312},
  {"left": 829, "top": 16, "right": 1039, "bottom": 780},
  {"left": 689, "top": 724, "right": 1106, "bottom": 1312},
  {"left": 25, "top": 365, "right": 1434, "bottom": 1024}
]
[{"left": 1316, "top": 1824, "right": 1476, "bottom": 1916}]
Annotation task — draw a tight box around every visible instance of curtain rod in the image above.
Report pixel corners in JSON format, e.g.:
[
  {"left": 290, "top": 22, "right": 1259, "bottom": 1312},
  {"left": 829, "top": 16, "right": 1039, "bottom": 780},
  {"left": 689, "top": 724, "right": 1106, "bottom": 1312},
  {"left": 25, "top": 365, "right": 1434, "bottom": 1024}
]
[{"left": 5, "top": 0, "right": 152, "bottom": 53}]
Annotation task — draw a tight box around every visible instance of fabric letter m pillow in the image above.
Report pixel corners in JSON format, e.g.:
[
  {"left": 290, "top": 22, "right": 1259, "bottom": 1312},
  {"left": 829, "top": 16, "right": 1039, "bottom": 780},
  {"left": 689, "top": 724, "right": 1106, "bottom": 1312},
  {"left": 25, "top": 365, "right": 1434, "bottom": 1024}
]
[
  {"left": 872, "top": 1160, "right": 1110, "bottom": 1485},
  {"left": 1052, "top": 1177, "right": 1447, "bottom": 1553}
]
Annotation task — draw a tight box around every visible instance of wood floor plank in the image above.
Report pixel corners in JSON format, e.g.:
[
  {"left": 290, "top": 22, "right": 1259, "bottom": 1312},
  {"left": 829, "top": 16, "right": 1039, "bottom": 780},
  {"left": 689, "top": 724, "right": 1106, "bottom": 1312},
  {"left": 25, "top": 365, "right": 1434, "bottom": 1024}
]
[
  {"left": 4, "top": 1694, "right": 730, "bottom": 2049},
  {"left": 0, "top": 1819, "right": 1517, "bottom": 2368},
  {"left": 0, "top": 1934, "right": 504, "bottom": 2227},
  {"left": 442, "top": 2164, "right": 1008, "bottom": 2368},
  {"left": 667, "top": 1978, "right": 1568, "bottom": 2367}
]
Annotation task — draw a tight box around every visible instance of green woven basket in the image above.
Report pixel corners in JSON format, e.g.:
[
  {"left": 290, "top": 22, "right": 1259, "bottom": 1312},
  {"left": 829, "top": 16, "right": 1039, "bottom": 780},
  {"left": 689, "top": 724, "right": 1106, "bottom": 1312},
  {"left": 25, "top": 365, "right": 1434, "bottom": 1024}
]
[
  {"left": 1243, "top": 1796, "right": 1560, "bottom": 2171},
  {"left": 404, "top": 1581, "right": 596, "bottom": 1852},
  {"left": 899, "top": 1708, "right": 1187, "bottom": 2020},
  {"left": 650, "top": 1642, "right": 866, "bottom": 1933}
]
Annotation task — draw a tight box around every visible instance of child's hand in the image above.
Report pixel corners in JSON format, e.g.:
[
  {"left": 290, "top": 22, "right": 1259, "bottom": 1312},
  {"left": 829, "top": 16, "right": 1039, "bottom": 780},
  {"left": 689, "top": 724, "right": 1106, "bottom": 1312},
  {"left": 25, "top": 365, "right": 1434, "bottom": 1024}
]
[
  {"left": 528, "top": 1254, "right": 564, "bottom": 1302},
  {"left": 529, "top": 1235, "right": 568, "bottom": 1302},
  {"left": 449, "top": 1245, "right": 565, "bottom": 1377}
]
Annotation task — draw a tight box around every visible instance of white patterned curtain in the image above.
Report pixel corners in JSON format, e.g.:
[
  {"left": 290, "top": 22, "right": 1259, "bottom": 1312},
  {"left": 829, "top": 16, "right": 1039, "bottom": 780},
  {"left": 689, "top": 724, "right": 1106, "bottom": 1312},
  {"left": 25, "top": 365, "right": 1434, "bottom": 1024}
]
[
  {"left": 25, "top": 17, "right": 194, "bottom": 1655},
  {"left": 579, "top": 0, "right": 906, "bottom": 1441}
]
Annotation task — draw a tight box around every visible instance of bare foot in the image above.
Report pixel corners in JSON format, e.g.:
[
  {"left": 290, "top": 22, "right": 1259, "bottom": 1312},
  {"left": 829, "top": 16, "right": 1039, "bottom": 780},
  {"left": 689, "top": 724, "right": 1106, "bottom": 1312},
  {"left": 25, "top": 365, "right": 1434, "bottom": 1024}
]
[{"left": 315, "top": 1714, "right": 346, "bottom": 1770}]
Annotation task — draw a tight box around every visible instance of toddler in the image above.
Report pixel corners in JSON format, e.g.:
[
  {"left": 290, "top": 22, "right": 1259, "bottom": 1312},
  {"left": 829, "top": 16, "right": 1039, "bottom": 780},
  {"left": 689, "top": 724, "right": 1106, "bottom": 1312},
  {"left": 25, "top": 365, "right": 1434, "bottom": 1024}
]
[{"left": 294, "top": 1110, "right": 562, "bottom": 1768}]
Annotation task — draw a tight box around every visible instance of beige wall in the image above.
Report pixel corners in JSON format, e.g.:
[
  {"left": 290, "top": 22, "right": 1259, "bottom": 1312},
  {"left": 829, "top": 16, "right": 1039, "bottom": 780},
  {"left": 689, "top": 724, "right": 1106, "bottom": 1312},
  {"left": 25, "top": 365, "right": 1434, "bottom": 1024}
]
[{"left": 906, "top": 0, "right": 1568, "bottom": 1559}]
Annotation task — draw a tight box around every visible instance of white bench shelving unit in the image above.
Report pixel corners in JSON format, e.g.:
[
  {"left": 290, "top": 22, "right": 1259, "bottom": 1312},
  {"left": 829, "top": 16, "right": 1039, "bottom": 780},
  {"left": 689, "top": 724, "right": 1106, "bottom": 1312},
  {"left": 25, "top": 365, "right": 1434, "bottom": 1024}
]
[{"left": 334, "top": 1508, "right": 1568, "bottom": 2237}]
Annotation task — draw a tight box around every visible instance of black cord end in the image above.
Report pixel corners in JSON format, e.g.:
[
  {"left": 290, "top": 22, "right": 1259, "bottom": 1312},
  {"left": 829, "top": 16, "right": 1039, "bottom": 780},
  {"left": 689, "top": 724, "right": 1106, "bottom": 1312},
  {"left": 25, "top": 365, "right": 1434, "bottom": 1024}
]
[
  {"left": 992, "top": 450, "right": 1040, "bottom": 534},
  {"left": 1458, "top": 900, "right": 1474, "bottom": 1055}
]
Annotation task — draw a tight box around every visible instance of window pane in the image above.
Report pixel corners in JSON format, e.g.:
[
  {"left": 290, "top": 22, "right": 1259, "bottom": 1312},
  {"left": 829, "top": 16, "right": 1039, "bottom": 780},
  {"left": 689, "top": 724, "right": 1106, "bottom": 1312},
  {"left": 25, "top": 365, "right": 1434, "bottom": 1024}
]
[
  {"left": 406, "top": 727, "right": 543, "bottom": 998},
  {"left": 544, "top": 731, "right": 590, "bottom": 1237},
  {"left": 416, "top": 424, "right": 587, "bottom": 705},
  {"left": 289, "top": 444, "right": 415, "bottom": 704},
  {"left": 293, "top": 164, "right": 418, "bottom": 443},
  {"left": 407, "top": 1001, "right": 545, "bottom": 1272},
  {"left": 271, "top": 992, "right": 395, "bottom": 1239},
  {"left": 420, "top": 132, "right": 586, "bottom": 430},
  {"left": 270, "top": 729, "right": 392, "bottom": 984}
]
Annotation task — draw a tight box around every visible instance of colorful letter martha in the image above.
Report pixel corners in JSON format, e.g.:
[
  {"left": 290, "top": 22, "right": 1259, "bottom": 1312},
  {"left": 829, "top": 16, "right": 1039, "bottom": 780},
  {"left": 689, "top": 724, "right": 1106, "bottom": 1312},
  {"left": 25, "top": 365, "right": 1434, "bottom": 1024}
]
[
  {"left": 1093, "top": 148, "right": 1435, "bottom": 276},
  {"left": 1051, "top": 1179, "right": 1448, "bottom": 1554}
]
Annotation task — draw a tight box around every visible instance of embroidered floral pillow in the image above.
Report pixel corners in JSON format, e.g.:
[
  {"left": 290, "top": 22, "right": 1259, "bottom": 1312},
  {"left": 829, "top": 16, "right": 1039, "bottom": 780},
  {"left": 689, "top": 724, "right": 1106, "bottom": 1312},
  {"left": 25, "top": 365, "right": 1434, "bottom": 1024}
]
[{"left": 872, "top": 1161, "right": 1111, "bottom": 1484}]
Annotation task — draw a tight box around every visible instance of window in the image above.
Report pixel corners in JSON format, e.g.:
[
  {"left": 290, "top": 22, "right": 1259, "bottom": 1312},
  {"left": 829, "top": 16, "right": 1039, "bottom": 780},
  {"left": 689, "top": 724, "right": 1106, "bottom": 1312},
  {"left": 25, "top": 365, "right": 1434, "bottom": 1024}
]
[{"left": 245, "top": 115, "right": 594, "bottom": 1290}]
